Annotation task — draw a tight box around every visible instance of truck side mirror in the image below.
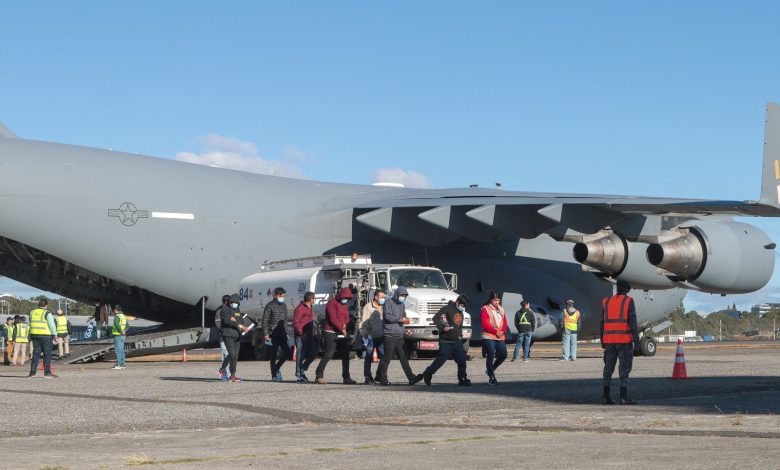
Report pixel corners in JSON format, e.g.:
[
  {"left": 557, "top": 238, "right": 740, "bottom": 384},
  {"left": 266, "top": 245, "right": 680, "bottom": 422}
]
[{"left": 443, "top": 273, "right": 458, "bottom": 291}]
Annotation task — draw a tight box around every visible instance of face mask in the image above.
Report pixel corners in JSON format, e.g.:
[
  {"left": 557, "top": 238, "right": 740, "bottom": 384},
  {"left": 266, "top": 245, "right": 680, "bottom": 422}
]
[
  {"left": 398, "top": 296, "right": 407, "bottom": 303},
  {"left": 378, "top": 298, "right": 386, "bottom": 305},
  {"left": 457, "top": 305, "right": 466, "bottom": 312},
  {"left": 230, "top": 302, "right": 239, "bottom": 309},
  {"left": 277, "top": 297, "right": 285, "bottom": 303},
  {"left": 340, "top": 299, "right": 349, "bottom": 304}
]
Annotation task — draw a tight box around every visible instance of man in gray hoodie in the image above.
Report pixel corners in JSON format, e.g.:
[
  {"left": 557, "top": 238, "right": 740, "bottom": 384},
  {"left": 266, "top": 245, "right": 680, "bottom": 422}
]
[{"left": 376, "top": 286, "right": 424, "bottom": 386}]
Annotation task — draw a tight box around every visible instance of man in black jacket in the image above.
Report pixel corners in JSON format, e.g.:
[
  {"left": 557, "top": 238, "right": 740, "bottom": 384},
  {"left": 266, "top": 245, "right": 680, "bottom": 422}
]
[
  {"left": 219, "top": 293, "right": 248, "bottom": 383},
  {"left": 422, "top": 294, "right": 470, "bottom": 386},
  {"left": 511, "top": 300, "right": 536, "bottom": 362},
  {"left": 263, "top": 287, "right": 290, "bottom": 382}
]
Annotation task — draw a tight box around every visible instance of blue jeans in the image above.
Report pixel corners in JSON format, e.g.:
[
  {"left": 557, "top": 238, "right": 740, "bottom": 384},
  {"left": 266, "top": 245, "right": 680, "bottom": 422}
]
[
  {"left": 363, "top": 336, "right": 384, "bottom": 379},
  {"left": 294, "top": 335, "right": 316, "bottom": 378},
  {"left": 513, "top": 332, "right": 532, "bottom": 360},
  {"left": 483, "top": 339, "right": 507, "bottom": 378},
  {"left": 562, "top": 330, "right": 578, "bottom": 360},
  {"left": 114, "top": 335, "right": 126, "bottom": 366}
]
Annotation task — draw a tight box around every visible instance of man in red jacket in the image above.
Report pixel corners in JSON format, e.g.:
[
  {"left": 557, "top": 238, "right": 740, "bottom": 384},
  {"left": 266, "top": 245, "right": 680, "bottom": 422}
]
[
  {"left": 314, "top": 287, "right": 356, "bottom": 385},
  {"left": 293, "top": 292, "right": 316, "bottom": 383}
]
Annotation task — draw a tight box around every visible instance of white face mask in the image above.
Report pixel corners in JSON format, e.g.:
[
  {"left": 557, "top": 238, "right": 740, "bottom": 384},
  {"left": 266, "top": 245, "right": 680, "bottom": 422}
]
[
  {"left": 277, "top": 297, "right": 285, "bottom": 303},
  {"left": 230, "top": 302, "right": 239, "bottom": 309},
  {"left": 340, "top": 299, "right": 349, "bottom": 304}
]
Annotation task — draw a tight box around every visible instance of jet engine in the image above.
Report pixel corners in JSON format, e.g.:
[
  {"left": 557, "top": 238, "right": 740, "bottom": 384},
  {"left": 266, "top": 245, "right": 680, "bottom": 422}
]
[
  {"left": 646, "top": 221, "right": 775, "bottom": 294},
  {"left": 573, "top": 232, "right": 675, "bottom": 289}
]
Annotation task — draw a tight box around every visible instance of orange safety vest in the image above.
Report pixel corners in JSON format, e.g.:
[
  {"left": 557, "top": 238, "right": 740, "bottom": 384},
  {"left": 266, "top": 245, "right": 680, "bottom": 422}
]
[{"left": 601, "top": 295, "right": 633, "bottom": 344}]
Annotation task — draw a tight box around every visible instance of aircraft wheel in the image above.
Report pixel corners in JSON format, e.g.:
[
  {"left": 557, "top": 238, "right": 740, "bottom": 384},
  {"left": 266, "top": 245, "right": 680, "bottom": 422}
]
[{"left": 640, "top": 337, "right": 656, "bottom": 357}]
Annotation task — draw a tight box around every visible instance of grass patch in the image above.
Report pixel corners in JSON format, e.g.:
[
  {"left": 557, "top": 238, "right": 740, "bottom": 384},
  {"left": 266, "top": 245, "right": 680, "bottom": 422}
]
[
  {"left": 313, "top": 448, "right": 344, "bottom": 453},
  {"left": 127, "top": 456, "right": 212, "bottom": 466},
  {"left": 272, "top": 452, "right": 289, "bottom": 456},
  {"left": 444, "top": 435, "right": 494, "bottom": 443},
  {"left": 40, "top": 467, "right": 71, "bottom": 470},
  {"left": 411, "top": 440, "right": 434, "bottom": 445}
]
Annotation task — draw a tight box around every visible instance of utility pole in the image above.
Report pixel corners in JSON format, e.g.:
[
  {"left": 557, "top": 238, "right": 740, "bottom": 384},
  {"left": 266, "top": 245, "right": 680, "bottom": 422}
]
[{"left": 719, "top": 319, "right": 722, "bottom": 341}]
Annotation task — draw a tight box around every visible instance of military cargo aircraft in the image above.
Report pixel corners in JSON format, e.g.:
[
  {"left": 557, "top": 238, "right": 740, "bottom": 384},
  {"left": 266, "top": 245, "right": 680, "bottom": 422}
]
[{"left": 0, "top": 104, "right": 778, "bottom": 355}]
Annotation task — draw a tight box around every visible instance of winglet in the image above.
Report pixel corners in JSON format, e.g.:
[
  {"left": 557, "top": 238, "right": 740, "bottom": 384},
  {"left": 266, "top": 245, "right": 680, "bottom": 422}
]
[
  {"left": 760, "top": 102, "right": 780, "bottom": 206},
  {"left": 0, "top": 121, "right": 17, "bottom": 139}
]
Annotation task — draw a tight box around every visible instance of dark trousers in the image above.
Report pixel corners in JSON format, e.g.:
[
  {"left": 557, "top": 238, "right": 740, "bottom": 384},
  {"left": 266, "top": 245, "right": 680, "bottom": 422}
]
[
  {"left": 603, "top": 343, "right": 633, "bottom": 386},
  {"left": 363, "top": 337, "right": 384, "bottom": 379},
  {"left": 295, "top": 335, "right": 317, "bottom": 377},
  {"left": 268, "top": 335, "right": 291, "bottom": 376},
  {"left": 315, "top": 331, "right": 351, "bottom": 379},
  {"left": 424, "top": 340, "right": 467, "bottom": 381},
  {"left": 376, "top": 335, "right": 415, "bottom": 382},
  {"left": 483, "top": 339, "right": 507, "bottom": 378},
  {"left": 30, "top": 335, "right": 53, "bottom": 375},
  {"left": 220, "top": 335, "right": 239, "bottom": 375}
]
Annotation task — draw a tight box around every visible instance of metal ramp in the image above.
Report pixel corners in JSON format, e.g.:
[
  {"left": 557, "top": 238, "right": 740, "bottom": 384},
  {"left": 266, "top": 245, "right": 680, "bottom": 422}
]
[{"left": 67, "top": 327, "right": 218, "bottom": 364}]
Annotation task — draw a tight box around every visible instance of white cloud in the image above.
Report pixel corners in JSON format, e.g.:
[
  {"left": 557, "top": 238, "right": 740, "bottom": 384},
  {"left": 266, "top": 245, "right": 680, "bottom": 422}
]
[
  {"left": 281, "top": 144, "right": 308, "bottom": 162},
  {"left": 176, "top": 134, "right": 303, "bottom": 178},
  {"left": 372, "top": 168, "right": 432, "bottom": 189}
]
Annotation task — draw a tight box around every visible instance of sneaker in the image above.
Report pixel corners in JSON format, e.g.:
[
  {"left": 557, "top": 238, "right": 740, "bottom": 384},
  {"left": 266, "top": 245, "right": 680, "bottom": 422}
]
[
  {"left": 458, "top": 378, "right": 472, "bottom": 386},
  {"left": 272, "top": 372, "right": 282, "bottom": 382},
  {"left": 488, "top": 377, "right": 498, "bottom": 386},
  {"left": 218, "top": 368, "right": 226, "bottom": 379},
  {"left": 570, "top": 358, "right": 576, "bottom": 361},
  {"left": 364, "top": 377, "right": 376, "bottom": 385},
  {"left": 44, "top": 373, "right": 58, "bottom": 378},
  {"left": 409, "top": 374, "right": 424, "bottom": 386},
  {"left": 297, "top": 376, "right": 309, "bottom": 384},
  {"left": 112, "top": 365, "right": 122, "bottom": 370},
  {"left": 300, "top": 373, "right": 310, "bottom": 383},
  {"left": 26, "top": 373, "right": 35, "bottom": 378},
  {"left": 119, "top": 366, "right": 126, "bottom": 369},
  {"left": 423, "top": 373, "right": 432, "bottom": 386},
  {"left": 510, "top": 358, "right": 516, "bottom": 362},
  {"left": 315, "top": 376, "right": 326, "bottom": 385},
  {"left": 379, "top": 380, "right": 390, "bottom": 386},
  {"left": 523, "top": 359, "right": 529, "bottom": 363},
  {"left": 229, "top": 376, "right": 241, "bottom": 383},
  {"left": 343, "top": 377, "right": 357, "bottom": 385}
]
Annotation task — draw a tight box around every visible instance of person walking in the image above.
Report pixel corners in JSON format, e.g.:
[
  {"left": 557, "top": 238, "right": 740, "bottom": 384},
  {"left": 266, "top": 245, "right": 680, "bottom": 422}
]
[
  {"left": 55, "top": 309, "right": 72, "bottom": 359},
  {"left": 111, "top": 305, "right": 128, "bottom": 370},
  {"left": 560, "top": 299, "right": 582, "bottom": 361},
  {"left": 601, "top": 281, "right": 640, "bottom": 405},
  {"left": 263, "top": 287, "right": 291, "bottom": 382},
  {"left": 375, "top": 286, "right": 424, "bottom": 387},
  {"left": 480, "top": 291, "right": 508, "bottom": 385},
  {"left": 12, "top": 316, "right": 29, "bottom": 366},
  {"left": 3, "top": 316, "right": 15, "bottom": 366},
  {"left": 315, "top": 287, "right": 357, "bottom": 385},
  {"left": 292, "top": 292, "right": 317, "bottom": 383},
  {"left": 27, "top": 299, "right": 57, "bottom": 378},
  {"left": 214, "top": 294, "right": 231, "bottom": 378},
  {"left": 421, "top": 294, "right": 471, "bottom": 386},
  {"left": 360, "top": 289, "right": 386, "bottom": 384},
  {"left": 511, "top": 300, "right": 536, "bottom": 362},
  {"left": 218, "top": 293, "right": 249, "bottom": 382}
]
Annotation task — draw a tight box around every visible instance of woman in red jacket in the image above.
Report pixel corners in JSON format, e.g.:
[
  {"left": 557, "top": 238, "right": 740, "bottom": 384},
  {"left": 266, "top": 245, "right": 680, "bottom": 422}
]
[{"left": 481, "top": 290, "right": 508, "bottom": 385}]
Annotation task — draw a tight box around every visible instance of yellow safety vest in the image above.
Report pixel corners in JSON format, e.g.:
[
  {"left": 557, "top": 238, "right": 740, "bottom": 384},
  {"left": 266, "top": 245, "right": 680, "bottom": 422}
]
[
  {"left": 56, "top": 315, "right": 69, "bottom": 334},
  {"left": 14, "top": 323, "right": 29, "bottom": 343},
  {"left": 29, "top": 308, "right": 53, "bottom": 336},
  {"left": 517, "top": 311, "right": 531, "bottom": 326},
  {"left": 112, "top": 313, "right": 127, "bottom": 336},
  {"left": 5, "top": 323, "right": 14, "bottom": 341},
  {"left": 563, "top": 309, "right": 580, "bottom": 332}
]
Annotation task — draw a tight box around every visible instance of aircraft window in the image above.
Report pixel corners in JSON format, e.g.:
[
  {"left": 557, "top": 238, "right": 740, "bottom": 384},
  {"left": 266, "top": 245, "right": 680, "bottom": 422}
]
[
  {"left": 378, "top": 272, "right": 388, "bottom": 291},
  {"left": 389, "top": 269, "right": 448, "bottom": 289}
]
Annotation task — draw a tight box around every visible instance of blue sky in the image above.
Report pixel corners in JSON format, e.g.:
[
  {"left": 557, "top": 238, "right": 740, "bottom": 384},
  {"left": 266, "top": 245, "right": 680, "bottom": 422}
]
[{"left": 0, "top": 1, "right": 779, "bottom": 311}]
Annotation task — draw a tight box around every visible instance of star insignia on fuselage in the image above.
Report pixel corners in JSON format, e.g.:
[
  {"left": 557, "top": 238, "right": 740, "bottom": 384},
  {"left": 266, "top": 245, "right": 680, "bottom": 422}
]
[{"left": 108, "top": 202, "right": 149, "bottom": 226}]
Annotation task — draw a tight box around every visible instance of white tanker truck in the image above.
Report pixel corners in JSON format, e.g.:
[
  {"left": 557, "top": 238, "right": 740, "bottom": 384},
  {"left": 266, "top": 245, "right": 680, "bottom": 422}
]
[{"left": 238, "top": 254, "right": 471, "bottom": 358}]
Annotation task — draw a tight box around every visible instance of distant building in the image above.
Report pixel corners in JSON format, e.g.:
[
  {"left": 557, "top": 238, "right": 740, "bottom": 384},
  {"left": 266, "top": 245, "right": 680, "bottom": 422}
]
[{"left": 750, "top": 303, "right": 780, "bottom": 317}]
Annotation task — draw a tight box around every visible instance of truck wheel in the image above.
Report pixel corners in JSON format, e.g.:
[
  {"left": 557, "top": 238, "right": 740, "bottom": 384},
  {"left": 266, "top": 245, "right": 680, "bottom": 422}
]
[{"left": 640, "top": 337, "right": 656, "bottom": 357}]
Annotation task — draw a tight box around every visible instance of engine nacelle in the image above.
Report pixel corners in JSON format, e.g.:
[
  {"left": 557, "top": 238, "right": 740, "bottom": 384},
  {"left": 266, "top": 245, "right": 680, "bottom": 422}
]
[
  {"left": 646, "top": 221, "right": 775, "bottom": 294},
  {"left": 573, "top": 232, "right": 675, "bottom": 289}
]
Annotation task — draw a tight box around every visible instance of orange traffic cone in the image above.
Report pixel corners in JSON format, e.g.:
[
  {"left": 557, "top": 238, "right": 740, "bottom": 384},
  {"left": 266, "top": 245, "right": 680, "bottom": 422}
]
[
  {"left": 670, "top": 338, "right": 691, "bottom": 379},
  {"left": 291, "top": 346, "right": 296, "bottom": 362},
  {"left": 182, "top": 348, "right": 188, "bottom": 363},
  {"left": 372, "top": 347, "right": 379, "bottom": 363}
]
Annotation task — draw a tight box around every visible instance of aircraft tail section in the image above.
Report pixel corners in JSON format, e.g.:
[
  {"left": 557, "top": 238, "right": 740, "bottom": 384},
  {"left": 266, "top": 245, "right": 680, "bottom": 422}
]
[
  {"left": 760, "top": 102, "right": 780, "bottom": 206},
  {"left": 0, "top": 121, "right": 17, "bottom": 138}
]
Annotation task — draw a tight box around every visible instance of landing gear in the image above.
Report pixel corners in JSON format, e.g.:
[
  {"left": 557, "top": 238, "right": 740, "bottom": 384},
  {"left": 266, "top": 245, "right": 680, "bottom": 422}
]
[{"left": 638, "top": 336, "right": 656, "bottom": 357}]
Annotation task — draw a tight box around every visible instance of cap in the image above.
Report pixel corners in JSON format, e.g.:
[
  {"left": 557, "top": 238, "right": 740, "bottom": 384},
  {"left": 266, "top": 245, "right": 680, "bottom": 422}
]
[
  {"left": 566, "top": 299, "right": 575, "bottom": 306},
  {"left": 57, "top": 309, "right": 64, "bottom": 314},
  {"left": 229, "top": 293, "right": 240, "bottom": 304}
]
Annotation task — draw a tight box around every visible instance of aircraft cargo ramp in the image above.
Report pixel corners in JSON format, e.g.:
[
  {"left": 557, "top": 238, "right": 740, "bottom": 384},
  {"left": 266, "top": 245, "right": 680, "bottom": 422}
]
[{"left": 66, "top": 328, "right": 218, "bottom": 364}]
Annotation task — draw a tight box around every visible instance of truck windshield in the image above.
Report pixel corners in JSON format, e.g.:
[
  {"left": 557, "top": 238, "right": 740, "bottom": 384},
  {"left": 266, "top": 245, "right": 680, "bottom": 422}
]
[{"left": 389, "top": 269, "right": 448, "bottom": 289}]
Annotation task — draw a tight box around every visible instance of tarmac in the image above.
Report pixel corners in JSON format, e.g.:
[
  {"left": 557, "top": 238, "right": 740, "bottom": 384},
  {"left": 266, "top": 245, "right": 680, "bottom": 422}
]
[{"left": 0, "top": 341, "right": 778, "bottom": 469}]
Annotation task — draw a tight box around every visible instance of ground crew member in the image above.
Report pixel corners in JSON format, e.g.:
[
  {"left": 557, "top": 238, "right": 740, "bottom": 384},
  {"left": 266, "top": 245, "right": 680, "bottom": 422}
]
[
  {"left": 480, "top": 291, "right": 508, "bottom": 385},
  {"left": 3, "top": 316, "right": 15, "bottom": 365},
  {"left": 218, "top": 293, "right": 248, "bottom": 382},
  {"left": 360, "top": 288, "right": 386, "bottom": 384},
  {"left": 422, "top": 294, "right": 471, "bottom": 386},
  {"left": 315, "top": 287, "right": 358, "bottom": 385},
  {"left": 214, "top": 294, "right": 231, "bottom": 378},
  {"left": 292, "top": 292, "right": 317, "bottom": 383},
  {"left": 12, "top": 316, "right": 29, "bottom": 366},
  {"left": 28, "top": 299, "right": 57, "bottom": 378},
  {"left": 263, "top": 287, "right": 291, "bottom": 382},
  {"left": 111, "top": 305, "right": 128, "bottom": 370},
  {"left": 55, "top": 309, "right": 72, "bottom": 359},
  {"left": 560, "top": 299, "right": 582, "bottom": 361},
  {"left": 511, "top": 300, "right": 536, "bottom": 362},
  {"left": 375, "top": 286, "right": 424, "bottom": 387},
  {"left": 601, "top": 280, "right": 640, "bottom": 405}
]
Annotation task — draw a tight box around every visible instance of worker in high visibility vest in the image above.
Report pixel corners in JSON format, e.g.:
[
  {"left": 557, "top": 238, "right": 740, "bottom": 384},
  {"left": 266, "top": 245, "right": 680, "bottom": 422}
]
[
  {"left": 27, "top": 298, "right": 58, "bottom": 378},
  {"left": 559, "top": 299, "right": 582, "bottom": 361},
  {"left": 601, "top": 280, "right": 640, "bottom": 405},
  {"left": 12, "top": 316, "right": 29, "bottom": 366},
  {"left": 111, "top": 305, "right": 129, "bottom": 370},
  {"left": 55, "top": 309, "right": 72, "bottom": 359},
  {"left": 3, "top": 316, "right": 15, "bottom": 366}
]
